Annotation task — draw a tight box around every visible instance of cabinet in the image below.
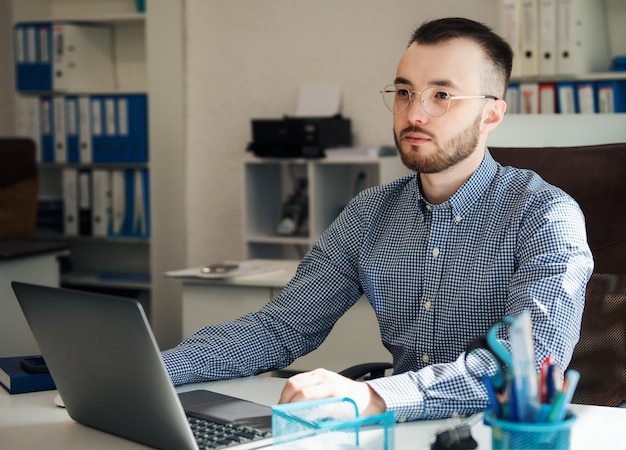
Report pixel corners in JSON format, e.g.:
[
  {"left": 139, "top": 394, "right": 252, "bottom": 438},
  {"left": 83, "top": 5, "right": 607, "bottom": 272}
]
[
  {"left": 10, "top": 0, "right": 186, "bottom": 348},
  {"left": 243, "top": 156, "right": 411, "bottom": 259}
]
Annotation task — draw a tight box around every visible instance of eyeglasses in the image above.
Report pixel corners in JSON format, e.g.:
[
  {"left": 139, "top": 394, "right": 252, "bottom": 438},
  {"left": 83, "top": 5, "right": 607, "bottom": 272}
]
[{"left": 380, "top": 84, "right": 498, "bottom": 117}]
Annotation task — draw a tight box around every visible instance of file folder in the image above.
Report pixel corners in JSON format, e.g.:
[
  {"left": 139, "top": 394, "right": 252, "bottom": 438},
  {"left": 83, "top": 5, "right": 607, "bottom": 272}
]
[
  {"left": 39, "top": 96, "right": 54, "bottom": 163},
  {"left": 78, "top": 170, "right": 92, "bottom": 236},
  {"left": 133, "top": 169, "right": 150, "bottom": 237},
  {"left": 92, "top": 169, "right": 112, "bottom": 237},
  {"left": 597, "top": 80, "right": 626, "bottom": 113},
  {"left": 78, "top": 95, "right": 92, "bottom": 163},
  {"left": 35, "top": 22, "right": 53, "bottom": 91},
  {"left": 576, "top": 81, "right": 596, "bottom": 114},
  {"left": 53, "top": 96, "right": 67, "bottom": 163},
  {"left": 103, "top": 96, "right": 118, "bottom": 162},
  {"left": 520, "top": 0, "right": 540, "bottom": 76},
  {"left": 556, "top": 82, "right": 577, "bottom": 113},
  {"left": 15, "top": 96, "right": 41, "bottom": 162},
  {"left": 123, "top": 169, "right": 136, "bottom": 236},
  {"left": 556, "top": 0, "right": 610, "bottom": 75},
  {"left": 13, "top": 24, "right": 38, "bottom": 91},
  {"left": 90, "top": 96, "right": 107, "bottom": 163},
  {"left": 520, "top": 83, "right": 539, "bottom": 114},
  {"left": 62, "top": 168, "right": 78, "bottom": 236},
  {"left": 13, "top": 25, "right": 28, "bottom": 91},
  {"left": 501, "top": 0, "right": 524, "bottom": 79},
  {"left": 505, "top": 83, "right": 521, "bottom": 114},
  {"left": 51, "top": 23, "right": 115, "bottom": 92},
  {"left": 128, "top": 94, "right": 149, "bottom": 163},
  {"left": 539, "top": 83, "right": 557, "bottom": 113},
  {"left": 538, "top": 0, "right": 558, "bottom": 75},
  {"left": 65, "top": 96, "right": 80, "bottom": 163},
  {"left": 116, "top": 95, "right": 130, "bottom": 162},
  {"left": 110, "top": 169, "right": 126, "bottom": 236}
]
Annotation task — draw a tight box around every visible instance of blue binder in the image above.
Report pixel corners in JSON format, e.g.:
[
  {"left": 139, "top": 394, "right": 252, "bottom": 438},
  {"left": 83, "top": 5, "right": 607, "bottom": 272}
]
[
  {"left": 39, "top": 96, "right": 54, "bottom": 163},
  {"left": 103, "top": 96, "right": 118, "bottom": 162},
  {"left": 13, "top": 24, "right": 35, "bottom": 91},
  {"left": 596, "top": 80, "right": 626, "bottom": 113},
  {"left": 128, "top": 94, "right": 148, "bottom": 163},
  {"left": 65, "top": 96, "right": 80, "bottom": 163},
  {"left": 133, "top": 169, "right": 150, "bottom": 237},
  {"left": 123, "top": 169, "right": 136, "bottom": 236},
  {"left": 90, "top": 96, "right": 108, "bottom": 163}
]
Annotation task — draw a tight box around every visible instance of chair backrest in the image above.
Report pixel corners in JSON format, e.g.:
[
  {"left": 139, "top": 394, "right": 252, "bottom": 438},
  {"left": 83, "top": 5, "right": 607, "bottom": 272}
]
[
  {"left": 490, "top": 143, "right": 626, "bottom": 407},
  {"left": 0, "top": 138, "right": 38, "bottom": 242}
]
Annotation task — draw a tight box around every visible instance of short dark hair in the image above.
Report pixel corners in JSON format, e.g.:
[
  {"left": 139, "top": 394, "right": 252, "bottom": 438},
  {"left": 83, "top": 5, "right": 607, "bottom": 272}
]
[{"left": 409, "top": 17, "right": 513, "bottom": 98}]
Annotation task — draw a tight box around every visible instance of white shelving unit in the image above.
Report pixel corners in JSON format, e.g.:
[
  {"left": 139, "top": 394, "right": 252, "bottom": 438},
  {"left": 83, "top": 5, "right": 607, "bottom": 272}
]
[
  {"left": 11, "top": 0, "right": 149, "bottom": 291},
  {"left": 243, "top": 156, "right": 411, "bottom": 259},
  {"left": 10, "top": 0, "right": 186, "bottom": 348}
]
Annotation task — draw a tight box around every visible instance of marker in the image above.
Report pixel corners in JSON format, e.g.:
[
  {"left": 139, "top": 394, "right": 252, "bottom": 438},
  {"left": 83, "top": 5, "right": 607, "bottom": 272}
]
[{"left": 547, "top": 370, "right": 580, "bottom": 422}]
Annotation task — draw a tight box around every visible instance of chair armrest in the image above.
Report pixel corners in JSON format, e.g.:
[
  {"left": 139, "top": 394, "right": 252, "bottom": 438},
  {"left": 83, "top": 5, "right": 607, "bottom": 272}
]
[{"left": 339, "top": 362, "right": 393, "bottom": 380}]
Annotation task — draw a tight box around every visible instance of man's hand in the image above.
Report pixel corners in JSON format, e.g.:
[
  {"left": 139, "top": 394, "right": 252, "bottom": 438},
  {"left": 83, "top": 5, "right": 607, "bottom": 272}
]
[{"left": 278, "top": 368, "right": 386, "bottom": 416}]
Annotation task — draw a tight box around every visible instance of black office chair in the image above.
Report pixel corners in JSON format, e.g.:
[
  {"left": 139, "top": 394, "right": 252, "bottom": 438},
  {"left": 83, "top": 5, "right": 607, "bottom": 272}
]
[
  {"left": 490, "top": 143, "right": 626, "bottom": 407},
  {"left": 342, "top": 144, "right": 626, "bottom": 407},
  {"left": 0, "top": 138, "right": 38, "bottom": 242}
]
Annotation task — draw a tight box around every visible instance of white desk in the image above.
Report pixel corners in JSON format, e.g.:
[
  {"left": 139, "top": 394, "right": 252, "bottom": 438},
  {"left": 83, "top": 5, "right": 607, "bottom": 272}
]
[
  {"left": 0, "top": 240, "right": 69, "bottom": 357},
  {"left": 179, "top": 260, "right": 390, "bottom": 373},
  {"left": 1, "top": 376, "right": 625, "bottom": 449}
]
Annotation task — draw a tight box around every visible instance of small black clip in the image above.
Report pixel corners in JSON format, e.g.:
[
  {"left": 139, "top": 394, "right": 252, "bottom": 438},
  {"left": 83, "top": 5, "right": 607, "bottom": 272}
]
[{"left": 430, "top": 424, "right": 478, "bottom": 450}]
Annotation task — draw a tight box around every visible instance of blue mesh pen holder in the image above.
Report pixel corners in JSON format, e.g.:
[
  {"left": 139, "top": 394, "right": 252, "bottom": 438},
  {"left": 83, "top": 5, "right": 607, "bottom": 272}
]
[
  {"left": 272, "top": 397, "right": 395, "bottom": 449},
  {"left": 484, "top": 407, "right": 576, "bottom": 450}
]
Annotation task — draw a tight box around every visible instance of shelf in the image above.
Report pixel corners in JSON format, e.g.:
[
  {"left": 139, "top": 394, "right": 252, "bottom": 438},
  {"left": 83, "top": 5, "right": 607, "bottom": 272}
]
[
  {"left": 38, "top": 162, "right": 149, "bottom": 169},
  {"left": 62, "top": 271, "right": 151, "bottom": 291},
  {"left": 245, "top": 234, "right": 311, "bottom": 245},
  {"left": 511, "top": 72, "right": 626, "bottom": 83},
  {"left": 243, "top": 157, "right": 411, "bottom": 259}
]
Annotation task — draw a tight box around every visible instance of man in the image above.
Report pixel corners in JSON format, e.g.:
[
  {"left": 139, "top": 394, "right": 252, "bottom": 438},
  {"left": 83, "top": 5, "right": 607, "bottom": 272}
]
[{"left": 162, "top": 17, "right": 593, "bottom": 421}]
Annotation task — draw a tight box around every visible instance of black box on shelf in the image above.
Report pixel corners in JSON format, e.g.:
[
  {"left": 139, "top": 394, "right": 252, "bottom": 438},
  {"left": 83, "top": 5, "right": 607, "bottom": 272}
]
[{"left": 247, "top": 116, "right": 352, "bottom": 158}]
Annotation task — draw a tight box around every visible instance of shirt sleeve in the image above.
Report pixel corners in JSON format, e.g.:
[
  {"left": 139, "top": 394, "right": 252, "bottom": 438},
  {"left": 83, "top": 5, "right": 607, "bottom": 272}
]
[{"left": 162, "top": 251, "right": 364, "bottom": 386}]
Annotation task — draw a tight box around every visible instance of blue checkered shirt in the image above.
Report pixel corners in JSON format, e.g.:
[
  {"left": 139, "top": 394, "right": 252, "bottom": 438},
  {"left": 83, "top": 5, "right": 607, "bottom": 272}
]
[{"left": 162, "top": 149, "right": 593, "bottom": 421}]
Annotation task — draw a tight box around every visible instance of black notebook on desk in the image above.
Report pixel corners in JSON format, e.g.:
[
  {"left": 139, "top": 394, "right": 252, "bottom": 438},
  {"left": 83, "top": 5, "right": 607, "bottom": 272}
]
[{"left": 0, "top": 355, "right": 56, "bottom": 394}]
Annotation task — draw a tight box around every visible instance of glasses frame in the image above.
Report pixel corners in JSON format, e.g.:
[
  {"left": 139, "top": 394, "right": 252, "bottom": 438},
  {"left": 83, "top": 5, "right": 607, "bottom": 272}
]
[{"left": 380, "top": 84, "right": 498, "bottom": 117}]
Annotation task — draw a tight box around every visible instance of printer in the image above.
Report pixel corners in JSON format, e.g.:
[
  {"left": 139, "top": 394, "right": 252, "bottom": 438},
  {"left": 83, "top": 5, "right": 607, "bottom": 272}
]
[{"left": 247, "top": 115, "right": 352, "bottom": 158}]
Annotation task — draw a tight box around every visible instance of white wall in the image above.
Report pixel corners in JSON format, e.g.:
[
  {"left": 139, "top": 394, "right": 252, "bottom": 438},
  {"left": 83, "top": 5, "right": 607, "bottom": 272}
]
[{"left": 184, "top": 0, "right": 499, "bottom": 265}]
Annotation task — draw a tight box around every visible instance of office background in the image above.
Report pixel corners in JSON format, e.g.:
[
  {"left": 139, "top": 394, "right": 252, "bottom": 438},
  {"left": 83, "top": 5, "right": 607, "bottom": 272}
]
[{"left": 1, "top": 0, "right": 625, "bottom": 348}]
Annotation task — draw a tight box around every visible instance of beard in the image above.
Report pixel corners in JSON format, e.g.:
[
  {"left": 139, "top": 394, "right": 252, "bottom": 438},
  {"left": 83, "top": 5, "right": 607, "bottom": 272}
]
[{"left": 394, "top": 113, "right": 482, "bottom": 173}]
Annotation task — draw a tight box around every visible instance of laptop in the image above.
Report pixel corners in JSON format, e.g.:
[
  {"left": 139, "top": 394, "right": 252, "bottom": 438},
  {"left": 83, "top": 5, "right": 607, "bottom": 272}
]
[{"left": 11, "top": 281, "right": 274, "bottom": 450}]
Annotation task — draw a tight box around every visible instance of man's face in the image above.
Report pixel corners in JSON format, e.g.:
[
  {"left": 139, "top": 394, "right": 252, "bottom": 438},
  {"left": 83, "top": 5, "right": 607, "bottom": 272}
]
[{"left": 392, "top": 38, "right": 492, "bottom": 174}]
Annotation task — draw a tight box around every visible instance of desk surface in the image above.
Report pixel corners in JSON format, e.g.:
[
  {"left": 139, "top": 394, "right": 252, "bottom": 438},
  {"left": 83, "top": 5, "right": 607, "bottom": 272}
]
[
  {"left": 174, "top": 259, "right": 299, "bottom": 288},
  {"left": 1, "top": 376, "right": 625, "bottom": 449}
]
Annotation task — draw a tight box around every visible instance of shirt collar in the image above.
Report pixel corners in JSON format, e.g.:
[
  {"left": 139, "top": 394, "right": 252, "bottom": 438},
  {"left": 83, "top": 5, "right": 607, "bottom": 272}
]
[{"left": 414, "top": 149, "right": 498, "bottom": 219}]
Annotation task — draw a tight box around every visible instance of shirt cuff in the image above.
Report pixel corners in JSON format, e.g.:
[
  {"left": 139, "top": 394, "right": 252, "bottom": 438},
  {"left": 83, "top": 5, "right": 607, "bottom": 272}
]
[{"left": 366, "top": 374, "right": 425, "bottom": 422}]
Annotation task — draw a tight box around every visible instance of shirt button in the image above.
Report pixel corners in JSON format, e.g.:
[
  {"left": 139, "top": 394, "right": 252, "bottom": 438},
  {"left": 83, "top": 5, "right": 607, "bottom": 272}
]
[
  {"left": 422, "top": 353, "right": 430, "bottom": 364},
  {"left": 455, "top": 214, "right": 462, "bottom": 222},
  {"left": 426, "top": 204, "right": 433, "bottom": 211},
  {"left": 432, "top": 248, "right": 440, "bottom": 257},
  {"left": 424, "top": 301, "right": 432, "bottom": 310},
  {"left": 419, "top": 215, "right": 424, "bottom": 222}
]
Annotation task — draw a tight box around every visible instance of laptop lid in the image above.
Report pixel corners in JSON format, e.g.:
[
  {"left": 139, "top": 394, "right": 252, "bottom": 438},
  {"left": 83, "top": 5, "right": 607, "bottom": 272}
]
[{"left": 11, "top": 281, "right": 272, "bottom": 450}]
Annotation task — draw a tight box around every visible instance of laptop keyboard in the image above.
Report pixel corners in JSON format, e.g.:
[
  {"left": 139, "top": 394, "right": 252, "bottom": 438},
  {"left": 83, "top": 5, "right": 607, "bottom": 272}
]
[{"left": 187, "top": 415, "right": 271, "bottom": 449}]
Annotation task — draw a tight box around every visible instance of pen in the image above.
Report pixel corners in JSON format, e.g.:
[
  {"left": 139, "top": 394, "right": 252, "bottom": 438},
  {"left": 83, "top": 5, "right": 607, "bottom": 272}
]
[
  {"left": 482, "top": 375, "right": 500, "bottom": 418},
  {"left": 547, "top": 370, "right": 580, "bottom": 422}
]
